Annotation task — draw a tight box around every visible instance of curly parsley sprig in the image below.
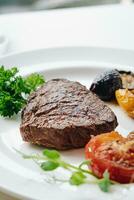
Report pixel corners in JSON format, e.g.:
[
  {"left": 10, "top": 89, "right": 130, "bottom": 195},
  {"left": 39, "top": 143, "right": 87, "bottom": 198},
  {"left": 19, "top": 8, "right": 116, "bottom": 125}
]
[
  {"left": 17, "top": 149, "right": 114, "bottom": 192},
  {"left": 0, "top": 66, "right": 45, "bottom": 117}
]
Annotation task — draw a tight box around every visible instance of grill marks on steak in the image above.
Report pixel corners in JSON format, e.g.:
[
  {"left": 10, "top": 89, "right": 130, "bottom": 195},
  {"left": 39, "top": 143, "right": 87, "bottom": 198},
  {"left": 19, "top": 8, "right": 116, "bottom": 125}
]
[{"left": 20, "top": 79, "right": 118, "bottom": 150}]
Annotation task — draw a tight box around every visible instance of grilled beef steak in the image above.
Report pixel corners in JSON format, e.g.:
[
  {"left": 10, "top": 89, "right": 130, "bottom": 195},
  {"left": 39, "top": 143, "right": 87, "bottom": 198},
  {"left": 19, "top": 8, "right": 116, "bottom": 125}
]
[{"left": 20, "top": 79, "right": 118, "bottom": 150}]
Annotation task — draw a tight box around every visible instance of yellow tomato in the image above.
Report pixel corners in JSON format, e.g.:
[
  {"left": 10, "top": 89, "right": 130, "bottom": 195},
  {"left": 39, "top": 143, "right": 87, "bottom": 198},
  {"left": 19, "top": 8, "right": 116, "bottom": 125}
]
[{"left": 115, "top": 89, "right": 134, "bottom": 118}]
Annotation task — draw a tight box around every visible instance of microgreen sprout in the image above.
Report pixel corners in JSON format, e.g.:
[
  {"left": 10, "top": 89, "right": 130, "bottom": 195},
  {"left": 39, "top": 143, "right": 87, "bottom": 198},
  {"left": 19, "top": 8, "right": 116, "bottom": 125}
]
[{"left": 17, "top": 149, "right": 113, "bottom": 192}]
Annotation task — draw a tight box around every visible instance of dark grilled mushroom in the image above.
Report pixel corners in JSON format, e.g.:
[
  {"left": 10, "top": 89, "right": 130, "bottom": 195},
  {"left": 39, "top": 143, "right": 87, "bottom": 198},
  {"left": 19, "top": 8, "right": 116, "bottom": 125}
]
[{"left": 90, "top": 69, "right": 122, "bottom": 101}]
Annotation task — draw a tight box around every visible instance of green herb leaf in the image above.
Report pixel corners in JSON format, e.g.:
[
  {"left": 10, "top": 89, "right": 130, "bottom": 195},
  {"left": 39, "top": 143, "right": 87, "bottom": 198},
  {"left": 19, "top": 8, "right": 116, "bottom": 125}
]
[
  {"left": 41, "top": 161, "right": 59, "bottom": 171},
  {"left": 25, "top": 73, "right": 45, "bottom": 92},
  {"left": 0, "top": 91, "right": 26, "bottom": 117},
  {"left": 98, "top": 170, "right": 112, "bottom": 192},
  {"left": 70, "top": 171, "right": 86, "bottom": 186},
  {"left": 0, "top": 66, "right": 45, "bottom": 117},
  {"left": 43, "top": 149, "right": 60, "bottom": 159}
]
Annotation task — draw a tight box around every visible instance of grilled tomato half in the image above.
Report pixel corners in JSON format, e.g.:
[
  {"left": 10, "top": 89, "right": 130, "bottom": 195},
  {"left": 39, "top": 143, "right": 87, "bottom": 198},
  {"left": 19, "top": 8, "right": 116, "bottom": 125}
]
[
  {"left": 116, "top": 89, "right": 134, "bottom": 118},
  {"left": 85, "top": 131, "right": 134, "bottom": 183}
]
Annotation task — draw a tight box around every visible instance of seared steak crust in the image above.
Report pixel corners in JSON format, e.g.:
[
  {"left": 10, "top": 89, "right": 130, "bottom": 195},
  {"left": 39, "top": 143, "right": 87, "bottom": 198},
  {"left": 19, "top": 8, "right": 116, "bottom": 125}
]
[{"left": 20, "top": 79, "right": 118, "bottom": 150}]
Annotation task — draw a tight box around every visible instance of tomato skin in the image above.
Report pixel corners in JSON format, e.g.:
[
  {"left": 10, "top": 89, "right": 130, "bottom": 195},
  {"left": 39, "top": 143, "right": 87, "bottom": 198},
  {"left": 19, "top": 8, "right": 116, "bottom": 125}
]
[{"left": 85, "top": 132, "right": 134, "bottom": 183}]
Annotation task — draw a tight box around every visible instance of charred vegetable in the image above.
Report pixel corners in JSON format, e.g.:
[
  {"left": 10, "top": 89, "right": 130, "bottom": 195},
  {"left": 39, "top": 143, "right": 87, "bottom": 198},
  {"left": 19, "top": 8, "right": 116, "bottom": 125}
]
[
  {"left": 90, "top": 69, "right": 122, "bottom": 101},
  {"left": 116, "top": 89, "right": 134, "bottom": 118},
  {"left": 119, "top": 70, "right": 134, "bottom": 90}
]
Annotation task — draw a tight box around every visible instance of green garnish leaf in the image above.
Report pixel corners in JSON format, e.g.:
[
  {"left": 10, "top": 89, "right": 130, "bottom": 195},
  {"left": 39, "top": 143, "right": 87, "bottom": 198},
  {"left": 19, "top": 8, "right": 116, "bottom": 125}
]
[
  {"left": 98, "top": 170, "right": 112, "bottom": 192},
  {"left": 25, "top": 73, "right": 45, "bottom": 92},
  {"left": 0, "top": 66, "right": 45, "bottom": 117},
  {"left": 41, "top": 161, "right": 59, "bottom": 171},
  {"left": 43, "top": 149, "right": 60, "bottom": 159},
  {"left": 0, "top": 91, "right": 26, "bottom": 117},
  {"left": 70, "top": 171, "right": 86, "bottom": 186}
]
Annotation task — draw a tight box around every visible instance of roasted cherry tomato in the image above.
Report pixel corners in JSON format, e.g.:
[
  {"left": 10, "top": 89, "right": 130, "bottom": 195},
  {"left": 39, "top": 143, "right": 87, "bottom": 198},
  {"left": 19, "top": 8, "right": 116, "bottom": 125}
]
[
  {"left": 116, "top": 89, "right": 134, "bottom": 118},
  {"left": 85, "top": 131, "right": 134, "bottom": 183}
]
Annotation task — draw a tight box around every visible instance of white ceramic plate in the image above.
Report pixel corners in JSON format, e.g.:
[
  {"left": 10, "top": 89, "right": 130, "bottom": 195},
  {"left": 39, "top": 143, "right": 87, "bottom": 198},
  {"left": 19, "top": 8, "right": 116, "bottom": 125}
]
[
  {"left": 0, "top": 35, "right": 8, "bottom": 55},
  {"left": 0, "top": 47, "right": 133, "bottom": 200}
]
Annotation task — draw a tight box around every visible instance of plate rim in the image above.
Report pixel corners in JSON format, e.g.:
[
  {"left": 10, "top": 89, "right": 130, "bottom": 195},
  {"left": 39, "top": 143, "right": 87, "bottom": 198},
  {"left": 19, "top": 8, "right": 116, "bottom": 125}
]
[{"left": 1, "top": 45, "right": 134, "bottom": 59}]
